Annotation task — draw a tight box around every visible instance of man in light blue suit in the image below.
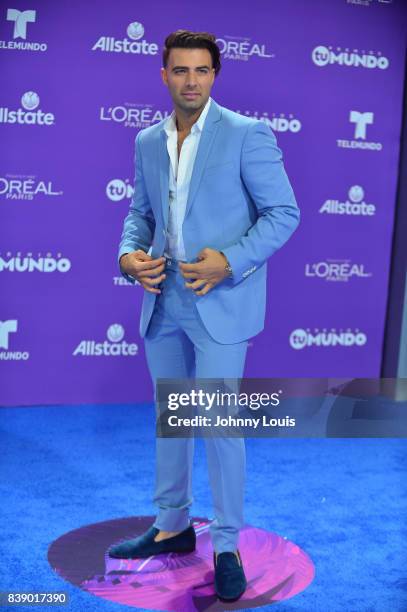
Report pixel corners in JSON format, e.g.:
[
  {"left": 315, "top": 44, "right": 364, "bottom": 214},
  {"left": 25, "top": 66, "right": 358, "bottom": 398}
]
[{"left": 109, "top": 30, "right": 300, "bottom": 602}]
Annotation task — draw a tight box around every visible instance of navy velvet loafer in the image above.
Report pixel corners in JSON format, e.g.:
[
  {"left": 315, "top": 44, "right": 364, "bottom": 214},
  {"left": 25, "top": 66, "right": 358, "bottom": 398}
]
[
  {"left": 213, "top": 549, "right": 247, "bottom": 601},
  {"left": 108, "top": 524, "right": 196, "bottom": 559}
]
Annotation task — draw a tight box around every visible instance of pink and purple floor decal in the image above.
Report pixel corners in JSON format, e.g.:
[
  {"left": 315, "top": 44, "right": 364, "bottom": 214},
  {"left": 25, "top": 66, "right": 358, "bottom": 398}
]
[{"left": 48, "top": 516, "right": 315, "bottom": 610}]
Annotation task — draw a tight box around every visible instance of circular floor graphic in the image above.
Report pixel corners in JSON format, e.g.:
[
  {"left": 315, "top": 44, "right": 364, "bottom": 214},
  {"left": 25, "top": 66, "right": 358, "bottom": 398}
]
[{"left": 48, "top": 516, "right": 314, "bottom": 610}]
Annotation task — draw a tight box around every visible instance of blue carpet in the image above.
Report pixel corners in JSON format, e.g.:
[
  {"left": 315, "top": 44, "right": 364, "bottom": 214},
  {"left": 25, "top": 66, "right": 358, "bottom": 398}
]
[{"left": 1, "top": 403, "right": 406, "bottom": 611}]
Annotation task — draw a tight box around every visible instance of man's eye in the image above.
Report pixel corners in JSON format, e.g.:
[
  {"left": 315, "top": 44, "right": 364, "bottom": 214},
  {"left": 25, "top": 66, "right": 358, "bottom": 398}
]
[
  {"left": 174, "top": 69, "right": 186, "bottom": 74},
  {"left": 198, "top": 69, "right": 208, "bottom": 73}
]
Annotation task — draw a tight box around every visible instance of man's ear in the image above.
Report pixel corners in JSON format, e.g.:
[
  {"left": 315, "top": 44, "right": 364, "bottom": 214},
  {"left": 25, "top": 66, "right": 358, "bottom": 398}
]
[{"left": 161, "top": 67, "right": 168, "bottom": 86}]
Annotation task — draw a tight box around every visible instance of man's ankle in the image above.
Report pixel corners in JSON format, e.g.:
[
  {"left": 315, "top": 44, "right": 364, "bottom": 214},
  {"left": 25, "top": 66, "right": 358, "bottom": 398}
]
[
  {"left": 154, "top": 529, "right": 182, "bottom": 542},
  {"left": 214, "top": 550, "right": 241, "bottom": 565}
]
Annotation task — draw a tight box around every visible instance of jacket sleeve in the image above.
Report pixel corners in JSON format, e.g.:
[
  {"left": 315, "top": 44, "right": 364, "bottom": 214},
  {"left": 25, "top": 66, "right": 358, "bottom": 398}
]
[
  {"left": 221, "top": 121, "right": 300, "bottom": 285},
  {"left": 117, "top": 131, "right": 156, "bottom": 283}
]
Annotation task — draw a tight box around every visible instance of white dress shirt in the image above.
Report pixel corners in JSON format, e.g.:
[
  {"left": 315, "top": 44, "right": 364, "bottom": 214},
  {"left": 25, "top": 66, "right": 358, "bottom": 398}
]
[{"left": 163, "top": 97, "right": 212, "bottom": 261}]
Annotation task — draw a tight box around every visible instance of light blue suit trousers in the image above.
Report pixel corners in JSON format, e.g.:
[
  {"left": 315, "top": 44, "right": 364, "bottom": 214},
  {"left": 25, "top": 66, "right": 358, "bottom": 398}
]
[{"left": 144, "top": 259, "right": 247, "bottom": 553}]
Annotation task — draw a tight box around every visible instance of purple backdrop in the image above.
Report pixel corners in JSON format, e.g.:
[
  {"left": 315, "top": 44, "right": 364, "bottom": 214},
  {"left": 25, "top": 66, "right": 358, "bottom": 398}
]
[{"left": 1, "top": 0, "right": 406, "bottom": 406}]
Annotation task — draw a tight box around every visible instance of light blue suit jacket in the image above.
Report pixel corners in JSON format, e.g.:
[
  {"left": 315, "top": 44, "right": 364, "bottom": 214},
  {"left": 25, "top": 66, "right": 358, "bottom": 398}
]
[{"left": 118, "top": 99, "right": 300, "bottom": 344}]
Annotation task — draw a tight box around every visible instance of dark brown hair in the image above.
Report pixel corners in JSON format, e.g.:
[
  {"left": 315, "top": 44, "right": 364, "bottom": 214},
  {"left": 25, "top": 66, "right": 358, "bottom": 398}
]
[{"left": 163, "top": 30, "right": 221, "bottom": 76}]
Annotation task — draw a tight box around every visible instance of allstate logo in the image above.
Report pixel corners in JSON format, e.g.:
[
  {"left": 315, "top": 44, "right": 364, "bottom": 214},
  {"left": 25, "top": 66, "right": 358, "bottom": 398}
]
[
  {"left": 348, "top": 185, "right": 364, "bottom": 203},
  {"left": 92, "top": 21, "right": 158, "bottom": 55},
  {"left": 73, "top": 323, "right": 138, "bottom": 356},
  {"left": 21, "top": 91, "right": 39, "bottom": 110},
  {"left": 0, "top": 91, "right": 55, "bottom": 125},
  {"left": 107, "top": 324, "right": 124, "bottom": 342},
  {"left": 312, "top": 45, "right": 329, "bottom": 67},
  {"left": 319, "top": 184, "right": 375, "bottom": 216},
  {"left": 289, "top": 329, "right": 308, "bottom": 350},
  {"left": 126, "top": 22, "right": 144, "bottom": 40}
]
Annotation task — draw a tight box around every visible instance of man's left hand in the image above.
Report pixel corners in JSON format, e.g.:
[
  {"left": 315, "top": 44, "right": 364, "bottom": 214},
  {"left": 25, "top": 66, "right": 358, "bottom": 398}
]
[{"left": 179, "top": 248, "right": 230, "bottom": 295}]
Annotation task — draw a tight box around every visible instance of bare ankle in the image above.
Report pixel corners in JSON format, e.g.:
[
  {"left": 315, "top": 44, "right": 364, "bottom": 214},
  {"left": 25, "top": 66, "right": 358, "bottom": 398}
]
[{"left": 154, "top": 530, "right": 181, "bottom": 542}]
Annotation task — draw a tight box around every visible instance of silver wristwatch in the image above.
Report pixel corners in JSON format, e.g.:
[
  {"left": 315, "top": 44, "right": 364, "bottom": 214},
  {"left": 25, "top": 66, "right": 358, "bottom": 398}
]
[{"left": 221, "top": 252, "right": 233, "bottom": 277}]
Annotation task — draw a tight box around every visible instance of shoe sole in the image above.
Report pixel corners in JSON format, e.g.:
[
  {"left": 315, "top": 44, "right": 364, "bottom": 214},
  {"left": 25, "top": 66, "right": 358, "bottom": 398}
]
[{"left": 108, "top": 545, "right": 196, "bottom": 559}]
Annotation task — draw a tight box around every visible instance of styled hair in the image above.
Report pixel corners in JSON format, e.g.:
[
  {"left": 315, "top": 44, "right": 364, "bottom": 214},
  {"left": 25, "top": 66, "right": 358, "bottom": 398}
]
[{"left": 163, "top": 30, "right": 221, "bottom": 76}]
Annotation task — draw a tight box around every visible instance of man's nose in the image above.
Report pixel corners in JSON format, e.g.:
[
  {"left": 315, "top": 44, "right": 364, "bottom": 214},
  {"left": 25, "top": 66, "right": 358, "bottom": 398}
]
[{"left": 185, "top": 71, "right": 198, "bottom": 87}]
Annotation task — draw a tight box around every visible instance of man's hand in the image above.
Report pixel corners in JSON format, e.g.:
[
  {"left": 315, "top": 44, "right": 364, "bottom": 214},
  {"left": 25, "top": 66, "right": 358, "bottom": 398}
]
[
  {"left": 120, "top": 250, "right": 166, "bottom": 294},
  {"left": 179, "top": 248, "right": 230, "bottom": 296}
]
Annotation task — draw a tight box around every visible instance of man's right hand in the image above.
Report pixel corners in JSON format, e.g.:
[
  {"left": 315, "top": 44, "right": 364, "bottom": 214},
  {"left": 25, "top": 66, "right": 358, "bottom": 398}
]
[{"left": 119, "top": 250, "right": 166, "bottom": 294}]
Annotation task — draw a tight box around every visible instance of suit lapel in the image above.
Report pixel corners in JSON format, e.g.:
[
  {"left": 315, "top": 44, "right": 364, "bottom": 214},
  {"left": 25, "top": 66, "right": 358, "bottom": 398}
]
[
  {"left": 157, "top": 100, "right": 222, "bottom": 226},
  {"left": 158, "top": 128, "right": 169, "bottom": 228},
  {"left": 184, "top": 100, "right": 222, "bottom": 220}
]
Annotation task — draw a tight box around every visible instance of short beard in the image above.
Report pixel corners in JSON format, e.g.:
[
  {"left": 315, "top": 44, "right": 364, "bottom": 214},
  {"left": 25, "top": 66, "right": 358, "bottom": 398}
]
[{"left": 175, "top": 95, "right": 207, "bottom": 116}]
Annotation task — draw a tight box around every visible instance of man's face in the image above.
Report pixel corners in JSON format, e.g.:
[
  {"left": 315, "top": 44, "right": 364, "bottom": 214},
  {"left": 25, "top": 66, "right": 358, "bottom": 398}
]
[{"left": 161, "top": 48, "right": 215, "bottom": 114}]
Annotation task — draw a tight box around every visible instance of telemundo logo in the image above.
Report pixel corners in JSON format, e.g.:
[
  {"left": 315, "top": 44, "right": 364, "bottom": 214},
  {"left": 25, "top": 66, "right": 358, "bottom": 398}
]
[
  {"left": 0, "top": 319, "right": 29, "bottom": 361},
  {"left": 337, "top": 111, "right": 382, "bottom": 151},
  {"left": 312, "top": 45, "right": 389, "bottom": 70},
  {"left": 0, "top": 91, "right": 55, "bottom": 126},
  {"left": 92, "top": 21, "right": 158, "bottom": 55},
  {"left": 289, "top": 328, "right": 367, "bottom": 350},
  {"left": 7, "top": 8, "right": 35, "bottom": 39},
  {"left": 73, "top": 324, "right": 138, "bottom": 357},
  {"left": 1, "top": 8, "right": 47, "bottom": 52}
]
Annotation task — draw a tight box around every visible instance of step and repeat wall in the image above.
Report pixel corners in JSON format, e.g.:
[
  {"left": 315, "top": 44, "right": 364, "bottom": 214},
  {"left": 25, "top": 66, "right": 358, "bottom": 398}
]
[{"left": 1, "top": 0, "right": 406, "bottom": 405}]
